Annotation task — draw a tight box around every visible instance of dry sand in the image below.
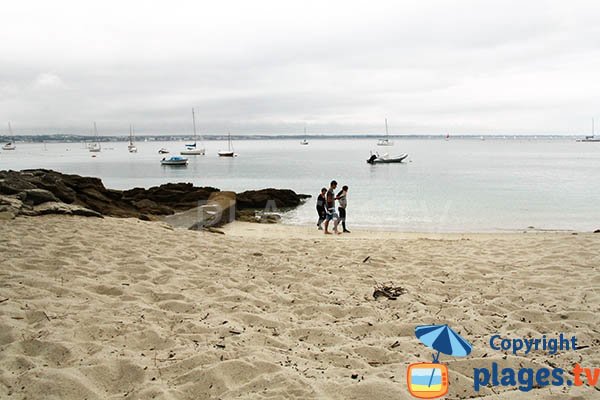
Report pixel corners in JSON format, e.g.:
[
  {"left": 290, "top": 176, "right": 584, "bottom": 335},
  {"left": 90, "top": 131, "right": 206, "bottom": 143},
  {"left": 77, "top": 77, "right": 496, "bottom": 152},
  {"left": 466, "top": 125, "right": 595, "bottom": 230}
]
[{"left": 0, "top": 216, "right": 598, "bottom": 399}]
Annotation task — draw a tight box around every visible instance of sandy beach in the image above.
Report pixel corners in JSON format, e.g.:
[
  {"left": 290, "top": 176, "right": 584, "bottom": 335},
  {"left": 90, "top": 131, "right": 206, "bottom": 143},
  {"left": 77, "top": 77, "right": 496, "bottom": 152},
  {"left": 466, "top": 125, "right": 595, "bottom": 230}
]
[{"left": 0, "top": 215, "right": 598, "bottom": 399}]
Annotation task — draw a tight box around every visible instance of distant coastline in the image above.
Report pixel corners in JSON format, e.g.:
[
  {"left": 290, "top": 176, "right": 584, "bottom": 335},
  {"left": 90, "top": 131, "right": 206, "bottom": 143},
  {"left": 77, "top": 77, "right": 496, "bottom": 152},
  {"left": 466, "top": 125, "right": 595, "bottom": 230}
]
[{"left": 0, "top": 133, "right": 587, "bottom": 143}]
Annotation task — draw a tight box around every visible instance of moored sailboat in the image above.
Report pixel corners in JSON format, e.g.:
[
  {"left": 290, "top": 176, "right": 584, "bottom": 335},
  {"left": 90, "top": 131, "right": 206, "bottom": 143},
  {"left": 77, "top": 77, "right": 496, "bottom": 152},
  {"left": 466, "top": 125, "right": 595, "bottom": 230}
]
[
  {"left": 300, "top": 127, "right": 309, "bottom": 145},
  {"left": 181, "top": 108, "right": 206, "bottom": 155},
  {"left": 128, "top": 125, "right": 138, "bottom": 153},
  {"left": 2, "top": 123, "right": 16, "bottom": 150},
  {"left": 577, "top": 118, "right": 600, "bottom": 142},
  {"left": 218, "top": 132, "right": 236, "bottom": 157},
  {"left": 89, "top": 122, "right": 101, "bottom": 153},
  {"left": 377, "top": 119, "right": 394, "bottom": 146}
]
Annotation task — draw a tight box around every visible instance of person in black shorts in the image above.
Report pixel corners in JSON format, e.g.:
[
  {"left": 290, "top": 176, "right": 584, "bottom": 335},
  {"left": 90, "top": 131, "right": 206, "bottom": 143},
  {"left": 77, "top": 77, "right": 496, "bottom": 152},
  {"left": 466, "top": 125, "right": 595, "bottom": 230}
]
[
  {"left": 336, "top": 185, "right": 350, "bottom": 233},
  {"left": 324, "top": 180, "right": 339, "bottom": 234},
  {"left": 316, "top": 187, "right": 327, "bottom": 230}
]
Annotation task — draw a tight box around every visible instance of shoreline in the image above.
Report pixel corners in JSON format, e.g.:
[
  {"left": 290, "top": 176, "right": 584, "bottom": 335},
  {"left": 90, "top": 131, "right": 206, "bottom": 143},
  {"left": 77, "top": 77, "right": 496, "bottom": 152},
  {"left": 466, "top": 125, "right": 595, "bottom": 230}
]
[{"left": 223, "top": 220, "right": 591, "bottom": 240}]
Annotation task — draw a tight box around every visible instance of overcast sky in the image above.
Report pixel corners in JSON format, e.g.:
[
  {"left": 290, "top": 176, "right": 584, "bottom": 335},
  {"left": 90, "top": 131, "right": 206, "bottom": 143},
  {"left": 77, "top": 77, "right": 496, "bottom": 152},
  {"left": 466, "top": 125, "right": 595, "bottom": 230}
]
[{"left": 2, "top": 0, "right": 600, "bottom": 135}]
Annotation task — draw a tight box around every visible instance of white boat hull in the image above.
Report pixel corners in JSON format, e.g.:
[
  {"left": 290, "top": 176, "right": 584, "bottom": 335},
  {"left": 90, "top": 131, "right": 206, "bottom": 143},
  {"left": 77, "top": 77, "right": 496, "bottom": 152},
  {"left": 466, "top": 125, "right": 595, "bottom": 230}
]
[
  {"left": 367, "top": 153, "right": 408, "bottom": 164},
  {"left": 180, "top": 148, "right": 205, "bottom": 155}
]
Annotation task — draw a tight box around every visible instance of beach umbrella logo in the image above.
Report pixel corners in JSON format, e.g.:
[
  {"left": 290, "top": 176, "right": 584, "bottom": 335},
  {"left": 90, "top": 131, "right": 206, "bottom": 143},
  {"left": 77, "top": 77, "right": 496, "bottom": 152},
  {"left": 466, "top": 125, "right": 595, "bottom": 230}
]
[{"left": 406, "top": 324, "right": 472, "bottom": 399}]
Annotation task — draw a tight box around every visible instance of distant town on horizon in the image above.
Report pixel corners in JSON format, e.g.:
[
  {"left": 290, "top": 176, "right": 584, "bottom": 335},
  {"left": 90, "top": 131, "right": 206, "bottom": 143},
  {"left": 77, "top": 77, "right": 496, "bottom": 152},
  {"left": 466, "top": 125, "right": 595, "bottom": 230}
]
[{"left": 0, "top": 133, "right": 591, "bottom": 143}]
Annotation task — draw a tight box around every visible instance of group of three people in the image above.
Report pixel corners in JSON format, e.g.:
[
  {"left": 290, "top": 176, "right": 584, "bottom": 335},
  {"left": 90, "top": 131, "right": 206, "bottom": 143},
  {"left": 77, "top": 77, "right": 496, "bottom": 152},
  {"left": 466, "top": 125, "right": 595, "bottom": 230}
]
[{"left": 316, "top": 180, "right": 350, "bottom": 234}]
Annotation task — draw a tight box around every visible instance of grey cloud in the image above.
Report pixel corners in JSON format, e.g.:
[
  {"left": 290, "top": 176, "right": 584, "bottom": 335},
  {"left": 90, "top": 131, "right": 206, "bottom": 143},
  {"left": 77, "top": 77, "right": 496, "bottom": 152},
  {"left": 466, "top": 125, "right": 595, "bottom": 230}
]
[{"left": 1, "top": 0, "right": 600, "bottom": 135}]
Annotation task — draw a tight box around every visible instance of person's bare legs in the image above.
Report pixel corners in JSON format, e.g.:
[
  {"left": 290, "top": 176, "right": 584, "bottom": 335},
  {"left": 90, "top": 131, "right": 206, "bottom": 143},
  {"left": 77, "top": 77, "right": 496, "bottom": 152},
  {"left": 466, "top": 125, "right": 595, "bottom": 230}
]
[
  {"left": 333, "top": 217, "right": 340, "bottom": 234},
  {"left": 324, "top": 219, "right": 331, "bottom": 234}
]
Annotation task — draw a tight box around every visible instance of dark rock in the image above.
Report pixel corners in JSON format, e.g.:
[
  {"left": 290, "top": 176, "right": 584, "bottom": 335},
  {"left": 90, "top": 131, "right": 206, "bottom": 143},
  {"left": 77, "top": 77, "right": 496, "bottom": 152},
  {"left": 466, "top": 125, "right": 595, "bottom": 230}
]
[
  {"left": 236, "top": 188, "right": 310, "bottom": 210},
  {"left": 0, "top": 170, "right": 307, "bottom": 225},
  {"left": 133, "top": 199, "right": 174, "bottom": 215},
  {"left": 37, "top": 176, "right": 77, "bottom": 203},
  {"left": 0, "top": 173, "right": 38, "bottom": 194},
  {"left": 122, "top": 183, "right": 219, "bottom": 212},
  {"left": 594, "top": 229, "right": 600, "bottom": 233},
  {"left": 19, "top": 188, "right": 60, "bottom": 205}
]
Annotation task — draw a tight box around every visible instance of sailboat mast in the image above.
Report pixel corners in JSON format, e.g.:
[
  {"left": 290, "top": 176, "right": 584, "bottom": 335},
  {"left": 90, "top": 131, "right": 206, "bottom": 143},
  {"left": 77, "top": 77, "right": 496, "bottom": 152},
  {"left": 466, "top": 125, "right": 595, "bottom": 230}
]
[
  {"left": 192, "top": 108, "right": 197, "bottom": 142},
  {"left": 228, "top": 132, "right": 232, "bottom": 151},
  {"left": 385, "top": 118, "right": 389, "bottom": 139},
  {"left": 593, "top": 118, "right": 595, "bottom": 137},
  {"left": 94, "top": 122, "right": 98, "bottom": 143},
  {"left": 8, "top": 122, "right": 12, "bottom": 136},
  {"left": 129, "top": 124, "right": 133, "bottom": 145}
]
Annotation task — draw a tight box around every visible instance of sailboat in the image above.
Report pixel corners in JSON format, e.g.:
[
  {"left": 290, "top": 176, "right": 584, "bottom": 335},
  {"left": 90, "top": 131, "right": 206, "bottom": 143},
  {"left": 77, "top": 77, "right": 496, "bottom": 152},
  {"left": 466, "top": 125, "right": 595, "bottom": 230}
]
[
  {"left": 89, "top": 122, "right": 101, "bottom": 152},
  {"left": 128, "top": 124, "right": 138, "bottom": 153},
  {"left": 218, "top": 132, "right": 236, "bottom": 157},
  {"left": 577, "top": 118, "right": 600, "bottom": 142},
  {"left": 181, "top": 108, "right": 206, "bottom": 155},
  {"left": 300, "top": 127, "right": 309, "bottom": 145},
  {"left": 2, "top": 122, "right": 16, "bottom": 150},
  {"left": 377, "top": 119, "right": 394, "bottom": 146}
]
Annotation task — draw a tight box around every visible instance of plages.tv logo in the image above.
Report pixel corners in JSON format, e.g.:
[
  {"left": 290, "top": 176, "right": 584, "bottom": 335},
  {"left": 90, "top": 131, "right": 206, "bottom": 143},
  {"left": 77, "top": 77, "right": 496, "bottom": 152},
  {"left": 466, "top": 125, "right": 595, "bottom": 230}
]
[{"left": 407, "top": 324, "right": 472, "bottom": 399}]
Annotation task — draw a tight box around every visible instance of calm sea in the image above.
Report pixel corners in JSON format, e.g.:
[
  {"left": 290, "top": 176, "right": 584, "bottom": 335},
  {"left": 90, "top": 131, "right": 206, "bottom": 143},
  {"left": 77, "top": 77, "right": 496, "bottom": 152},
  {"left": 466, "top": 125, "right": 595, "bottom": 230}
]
[{"left": 1, "top": 138, "right": 598, "bottom": 232}]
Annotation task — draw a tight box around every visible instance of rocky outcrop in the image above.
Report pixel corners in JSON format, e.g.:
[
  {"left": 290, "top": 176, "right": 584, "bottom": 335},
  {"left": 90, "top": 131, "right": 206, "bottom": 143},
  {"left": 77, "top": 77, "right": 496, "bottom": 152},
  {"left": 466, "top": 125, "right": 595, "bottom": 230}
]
[
  {"left": 122, "top": 183, "right": 220, "bottom": 212},
  {"left": 18, "top": 188, "right": 60, "bottom": 205},
  {"left": 236, "top": 188, "right": 311, "bottom": 210},
  {"left": 0, "top": 170, "right": 310, "bottom": 224}
]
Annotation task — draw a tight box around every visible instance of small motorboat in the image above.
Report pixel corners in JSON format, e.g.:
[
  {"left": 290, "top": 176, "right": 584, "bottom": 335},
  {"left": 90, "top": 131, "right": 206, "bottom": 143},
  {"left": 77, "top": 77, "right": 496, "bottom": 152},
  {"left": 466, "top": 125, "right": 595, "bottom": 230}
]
[
  {"left": 367, "top": 152, "right": 408, "bottom": 164},
  {"left": 161, "top": 156, "right": 188, "bottom": 166},
  {"left": 158, "top": 148, "right": 170, "bottom": 154}
]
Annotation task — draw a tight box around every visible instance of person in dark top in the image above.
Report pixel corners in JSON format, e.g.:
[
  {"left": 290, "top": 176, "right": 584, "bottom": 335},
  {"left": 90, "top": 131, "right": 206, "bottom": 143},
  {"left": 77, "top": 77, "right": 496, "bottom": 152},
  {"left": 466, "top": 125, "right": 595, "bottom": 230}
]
[
  {"left": 337, "top": 185, "right": 350, "bottom": 233},
  {"left": 324, "top": 180, "right": 339, "bottom": 234},
  {"left": 316, "top": 187, "right": 327, "bottom": 230}
]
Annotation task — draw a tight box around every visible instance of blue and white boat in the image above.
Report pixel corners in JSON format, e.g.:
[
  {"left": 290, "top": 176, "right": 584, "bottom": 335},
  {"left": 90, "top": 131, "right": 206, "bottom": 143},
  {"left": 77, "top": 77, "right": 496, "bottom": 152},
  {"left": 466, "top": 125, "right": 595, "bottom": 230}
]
[{"left": 161, "top": 156, "right": 188, "bottom": 166}]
